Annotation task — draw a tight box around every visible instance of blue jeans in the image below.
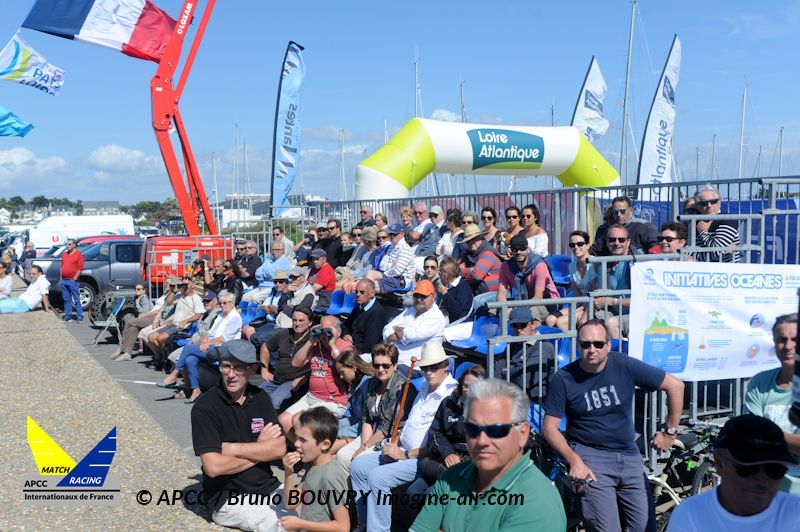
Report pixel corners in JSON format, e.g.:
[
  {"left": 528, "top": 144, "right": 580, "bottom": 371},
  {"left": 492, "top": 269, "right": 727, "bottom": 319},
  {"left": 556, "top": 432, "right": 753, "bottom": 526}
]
[
  {"left": 573, "top": 443, "right": 655, "bottom": 532},
  {"left": 259, "top": 379, "right": 294, "bottom": 410},
  {"left": 176, "top": 343, "right": 210, "bottom": 390},
  {"left": 0, "top": 298, "right": 29, "bottom": 313},
  {"left": 61, "top": 279, "right": 82, "bottom": 319},
  {"left": 350, "top": 452, "right": 421, "bottom": 532}
]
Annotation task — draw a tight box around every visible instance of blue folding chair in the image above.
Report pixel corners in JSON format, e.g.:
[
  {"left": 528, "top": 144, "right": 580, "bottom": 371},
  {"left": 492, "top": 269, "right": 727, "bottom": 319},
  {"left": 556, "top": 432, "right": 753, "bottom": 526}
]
[
  {"left": 339, "top": 293, "right": 357, "bottom": 315},
  {"left": 175, "top": 322, "right": 199, "bottom": 347},
  {"left": 547, "top": 254, "right": 572, "bottom": 286},
  {"left": 610, "top": 338, "right": 629, "bottom": 354},
  {"left": 411, "top": 376, "right": 426, "bottom": 391},
  {"left": 454, "top": 362, "right": 478, "bottom": 381},
  {"left": 92, "top": 297, "right": 126, "bottom": 346},
  {"left": 450, "top": 316, "right": 497, "bottom": 349},
  {"left": 326, "top": 290, "right": 346, "bottom": 315}
]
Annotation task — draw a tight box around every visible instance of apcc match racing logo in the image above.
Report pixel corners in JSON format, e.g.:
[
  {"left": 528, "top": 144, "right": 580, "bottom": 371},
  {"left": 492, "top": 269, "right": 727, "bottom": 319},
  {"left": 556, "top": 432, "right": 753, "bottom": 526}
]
[{"left": 23, "top": 416, "right": 120, "bottom": 506}]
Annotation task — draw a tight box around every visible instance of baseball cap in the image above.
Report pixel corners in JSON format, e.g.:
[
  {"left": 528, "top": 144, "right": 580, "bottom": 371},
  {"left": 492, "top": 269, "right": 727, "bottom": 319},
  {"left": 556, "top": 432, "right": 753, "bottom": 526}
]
[
  {"left": 273, "top": 270, "right": 289, "bottom": 281},
  {"left": 413, "top": 280, "right": 435, "bottom": 297},
  {"left": 387, "top": 223, "right": 405, "bottom": 235},
  {"left": 715, "top": 414, "right": 798, "bottom": 465},
  {"left": 430, "top": 205, "right": 443, "bottom": 216},
  {"left": 510, "top": 234, "right": 529, "bottom": 250},
  {"left": 462, "top": 224, "right": 482, "bottom": 242},
  {"left": 310, "top": 249, "right": 327, "bottom": 259},
  {"left": 509, "top": 307, "right": 534, "bottom": 325},
  {"left": 218, "top": 339, "right": 262, "bottom": 366},
  {"left": 202, "top": 290, "right": 217, "bottom": 302}
]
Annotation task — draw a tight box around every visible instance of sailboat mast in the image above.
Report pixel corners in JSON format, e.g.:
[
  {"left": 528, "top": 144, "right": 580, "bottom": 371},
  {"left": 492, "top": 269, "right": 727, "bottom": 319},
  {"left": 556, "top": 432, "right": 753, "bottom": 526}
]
[
  {"left": 211, "top": 151, "right": 220, "bottom": 231},
  {"left": 711, "top": 134, "right": 716, "bottom": 179},
  {"left": 738, "top": 81, "right": 747, "bottom": 180},
  {"left": 620, "top": 0, "right": 636, "bottom": 186},
  {"left": 778, "top": 126, "right": 784, "bottom": 176}
]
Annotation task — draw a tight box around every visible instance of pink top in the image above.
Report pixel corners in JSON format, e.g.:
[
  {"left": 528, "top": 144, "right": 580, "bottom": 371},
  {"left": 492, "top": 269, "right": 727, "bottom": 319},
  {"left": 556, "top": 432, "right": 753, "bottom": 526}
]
[{"left": 307, "top": 338, "right": 352, "bottom": 405}]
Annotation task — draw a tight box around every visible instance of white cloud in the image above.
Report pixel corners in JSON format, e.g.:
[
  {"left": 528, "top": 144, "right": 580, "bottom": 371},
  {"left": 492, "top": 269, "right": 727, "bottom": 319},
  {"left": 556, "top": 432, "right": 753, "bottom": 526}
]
[
  {"left": 722, "top": 2, "right": 800, "bottom": 39},
  {"left": 0, "top": 148, "right": 68, "bottom": 192},
  {"left": 429, "top": 108, "right": 460, "bottom": 122},
  {"left": 87, "top": 144, "right": 161, "bottom": 174}
]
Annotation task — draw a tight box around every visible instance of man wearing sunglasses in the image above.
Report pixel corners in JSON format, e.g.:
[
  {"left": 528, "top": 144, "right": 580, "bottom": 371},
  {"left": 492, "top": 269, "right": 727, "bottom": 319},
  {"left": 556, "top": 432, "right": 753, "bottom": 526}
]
[
  {"left": 691, "top": 184, "right": 741, "bottom": 263},
  {"left": 191, "top": 339, "right": 287, "bottom": 530},
  {"left": 412, "top": 378, "right": 566, "bottom": 531},
  {"left": 342, "top": 279, "right": 389, "bottom": 355},
  {"left": 588, "top": 196, "right": 658, "bottom": 257},
  {"left": 355, "top": 204, "right": 376, "bottom": 229},
  {"left": 497, "top": 234, "right": 560, "bottom": 326},
  {"left": 542, "top": 319, "right": 684, "bottom": 532},
  {"left": 669, "top": 415, "right": 800, "bottom": 530},
  {"left": 239, "top": 240, "right": 262, "bottom": 280}
]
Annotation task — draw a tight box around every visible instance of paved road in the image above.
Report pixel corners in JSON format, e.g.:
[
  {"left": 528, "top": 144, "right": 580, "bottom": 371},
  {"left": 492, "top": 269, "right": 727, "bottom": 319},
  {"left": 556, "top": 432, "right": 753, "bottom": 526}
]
[{"left": 64, "top": 319, "right": 200, "bottom": 461}]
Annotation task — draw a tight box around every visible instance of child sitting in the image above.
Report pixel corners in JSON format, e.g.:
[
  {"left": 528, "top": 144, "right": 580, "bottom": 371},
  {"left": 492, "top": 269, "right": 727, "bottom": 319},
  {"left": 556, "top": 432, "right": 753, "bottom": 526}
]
[{"left": 281, "top": 407, "right": 350, "bottom": 532}]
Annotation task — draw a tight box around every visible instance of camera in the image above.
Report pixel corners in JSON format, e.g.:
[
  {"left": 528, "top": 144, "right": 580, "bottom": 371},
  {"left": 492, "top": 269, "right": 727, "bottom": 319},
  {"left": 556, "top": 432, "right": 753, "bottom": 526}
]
[
  {"left": 310, "top": 326, "right": 333, "bottom": 339},
  {"left": 305, "top": 233, "right": 314, "bottom": 242}
]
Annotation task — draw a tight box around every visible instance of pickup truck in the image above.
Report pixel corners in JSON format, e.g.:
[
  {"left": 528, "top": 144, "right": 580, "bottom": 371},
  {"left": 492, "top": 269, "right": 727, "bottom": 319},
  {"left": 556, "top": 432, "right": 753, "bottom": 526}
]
[{"left": 32, "top": 238, "right": 144, "bottom": 317}]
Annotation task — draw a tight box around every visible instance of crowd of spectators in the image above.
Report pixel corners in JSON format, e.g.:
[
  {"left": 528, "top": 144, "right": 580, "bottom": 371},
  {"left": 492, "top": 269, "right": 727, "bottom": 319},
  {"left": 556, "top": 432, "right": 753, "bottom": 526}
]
[{"left": 5, "top": 183, "right": 793, "bottom": 532}]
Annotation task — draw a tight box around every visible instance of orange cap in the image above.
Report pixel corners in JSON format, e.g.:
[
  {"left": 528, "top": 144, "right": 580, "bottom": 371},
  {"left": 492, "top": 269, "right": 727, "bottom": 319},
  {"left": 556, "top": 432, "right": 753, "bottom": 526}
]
[{"left": 413, "top": 279, "right": 435, "bottom": 296}]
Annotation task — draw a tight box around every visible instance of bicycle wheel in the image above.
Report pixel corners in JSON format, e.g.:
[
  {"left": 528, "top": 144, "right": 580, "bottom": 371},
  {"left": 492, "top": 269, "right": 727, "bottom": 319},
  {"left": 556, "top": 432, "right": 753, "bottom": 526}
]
[
  {"left": 655, "top": 507, "right": 673, "bottom": 532},
  {"left": 689, "top": 460, "right": 717, "bottom": 496}
]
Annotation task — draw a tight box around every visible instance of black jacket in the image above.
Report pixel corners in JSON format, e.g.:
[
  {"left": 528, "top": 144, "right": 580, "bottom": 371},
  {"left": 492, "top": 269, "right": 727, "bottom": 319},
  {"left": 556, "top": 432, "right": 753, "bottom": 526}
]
[
  {"left": 440, "top": 280, "right": 473, "bottom": 323},
  {"left": 342, "top": 299, "right": 390, "bottom": 354},
  {"left": 590, "top": 218, "right": 658, "bottom": 256},
  {"left": 428, "top": 395, "right": 468, "bottom": 461},
  {"left": 493, "top": 339, "right": 556, "bottom": 403}
]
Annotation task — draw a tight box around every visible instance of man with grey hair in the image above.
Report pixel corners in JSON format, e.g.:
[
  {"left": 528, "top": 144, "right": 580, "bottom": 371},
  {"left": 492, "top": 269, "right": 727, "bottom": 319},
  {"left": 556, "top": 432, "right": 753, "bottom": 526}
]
[
  {"left": 356, "top": 204, "right": 376, "bottom": 228},
  {"left": 412, "top": 378, "right": 567, "bottom": 531},
  {"left": 239, "top": 240, "right": 262, "bottom": 279},
  {"left": 692, "top": 183, "right": 740, "bottom": 263}
]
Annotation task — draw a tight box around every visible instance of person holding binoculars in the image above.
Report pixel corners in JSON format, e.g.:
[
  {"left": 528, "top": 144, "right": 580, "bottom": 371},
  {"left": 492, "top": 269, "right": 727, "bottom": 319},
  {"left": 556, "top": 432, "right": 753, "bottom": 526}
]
[{"left": 278, "top": 314, "right": 355, "bottom": 440}]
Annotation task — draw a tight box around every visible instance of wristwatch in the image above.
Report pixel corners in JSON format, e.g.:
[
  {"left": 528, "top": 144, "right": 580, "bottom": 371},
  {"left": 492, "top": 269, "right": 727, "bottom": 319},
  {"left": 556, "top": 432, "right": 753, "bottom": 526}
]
[
  {"left": 403, "top": 449, "right": 410, "bottom": 459},
  {"left": 664, "top": 427, "right": 678, "bottom": 436}
]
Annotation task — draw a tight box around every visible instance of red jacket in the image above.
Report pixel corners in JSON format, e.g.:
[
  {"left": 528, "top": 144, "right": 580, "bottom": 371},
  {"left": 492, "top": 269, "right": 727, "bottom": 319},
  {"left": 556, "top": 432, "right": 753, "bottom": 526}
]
[{"left": 61, "top": 249, "right": 84, "bottom": 280}]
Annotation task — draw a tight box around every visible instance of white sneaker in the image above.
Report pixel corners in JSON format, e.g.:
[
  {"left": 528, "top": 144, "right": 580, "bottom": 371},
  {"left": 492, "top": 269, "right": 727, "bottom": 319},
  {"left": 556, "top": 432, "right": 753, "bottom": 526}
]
[{"left": 114, "top": 353, "right": 132, "bottom": 362}]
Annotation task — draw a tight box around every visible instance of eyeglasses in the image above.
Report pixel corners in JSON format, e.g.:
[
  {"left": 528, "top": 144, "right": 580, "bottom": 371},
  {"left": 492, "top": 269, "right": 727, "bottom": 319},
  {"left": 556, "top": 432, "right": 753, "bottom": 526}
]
[
  {"left": 568, "top": 241, "right": 586, "bottom": 248},
  {"left": 607, "top": 237, "right": 628, "bottom": 243},
  {"left": 506, "top": 214, "right": 519, "bottom": 219},
  {"left": 360, "top": 210, "right": 368, "bottom": 214},
  {"left": 219, "top": 363, "right": 249, "bottom": 375},
  {"left": 413, "top": 293, "right": 430, "bottom": 300},
  {"left": 424, "top": 265, "right": 437, "bottom": 270},
  {"left": 414, "top": 210, "right": 426, "bottom": 215},
  {"left": 378, "top": 235, "right": 389, "bottom": 241},
  {"left": 135, "top": 287, "right": 144, "bottom": 291},
  {"left": 237, "top": 247, "right": 245, "bottom": 252},
  {"left": 511, "top": 246, "right": 527, "bottom": 253},
  {"left": 422, "top": 361, "right": 448, "bottom": 372},
  {"left": 353, "top": 232, "right": 362, "bottom": 237},
  {"left": 697, "top": 198, "right": 720, "bottom": 207},
  {"left": 372, "top": 363, "right": 393, "bottom": 370},
  {"left": 511, "top": 322, "right": 528, "bottom": 329},
  {"left": 327, "top": 226, "right": 337, "bottom": 231},
  {"left": 220, "top": 300, "right": 234, "bottom": 305},
  {"left": 318, "top": 228, "right": 329, "bottom": 232},
  {"left": 464, "top": 421, "right": 522, "bottom": 439},
  {"left": 429, "top": 213, "right": 439, "bottom": 218},
  {"left": 482, "top": 216, "right": 494, "bottom": 221},
  {"left": 658, "top": 236, "right": 679, "bottom": 243},
  {"left": 579, "top": 340, "right": 607, "bottom": 349},
  {"left": 275, "top": 279, "right": 288, "bottom": 283},
  {"left": 464, "top": 220, "right": 475, "bottom": 225},
  {"left": 612, "top": 209, "right": 628, "bottom": 215},
  {"left": 272, "top": 233, "right": 281, "bottom": 237},
  {"left": 355, "top": 289, "right": 370, "bottom": 294},
  {"left": 246, "top": 246, "right": 256, "bottom": 249}
]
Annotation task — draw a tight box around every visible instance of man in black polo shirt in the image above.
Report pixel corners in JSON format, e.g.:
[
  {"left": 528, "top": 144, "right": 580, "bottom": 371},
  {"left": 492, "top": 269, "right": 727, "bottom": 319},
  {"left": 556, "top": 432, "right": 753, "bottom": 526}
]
[
  {"left": 342, "top": 279, "right": 389, "bottom": 355},
  {"left": 191, "top": 339, "right": 287, "bottom": 530}
]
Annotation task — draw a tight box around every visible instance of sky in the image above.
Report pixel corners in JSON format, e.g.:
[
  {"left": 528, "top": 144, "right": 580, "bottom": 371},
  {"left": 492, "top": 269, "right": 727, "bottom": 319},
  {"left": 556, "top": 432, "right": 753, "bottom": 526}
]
[{"left": 1, "top": 0, "right": 800, "bottom": 204}]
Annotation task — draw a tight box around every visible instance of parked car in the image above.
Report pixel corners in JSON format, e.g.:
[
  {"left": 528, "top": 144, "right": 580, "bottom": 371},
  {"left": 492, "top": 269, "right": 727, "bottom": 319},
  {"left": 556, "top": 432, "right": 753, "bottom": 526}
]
[{"left": 32, "top": 238, "right": 144, "bottom": 316}]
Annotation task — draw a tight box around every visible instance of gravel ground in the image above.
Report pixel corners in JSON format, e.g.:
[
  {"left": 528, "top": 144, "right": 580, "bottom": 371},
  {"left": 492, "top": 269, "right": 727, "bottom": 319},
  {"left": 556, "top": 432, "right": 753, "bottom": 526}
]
[{"left": 0, "top": 276, "right": 216, "bottom": 530}]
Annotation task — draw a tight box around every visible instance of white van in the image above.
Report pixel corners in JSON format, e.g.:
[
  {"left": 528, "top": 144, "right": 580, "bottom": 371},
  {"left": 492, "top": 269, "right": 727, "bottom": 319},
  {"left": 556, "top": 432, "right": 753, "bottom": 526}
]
[{"left": 28, "top": 215, "right": 135, "bottom": 255}]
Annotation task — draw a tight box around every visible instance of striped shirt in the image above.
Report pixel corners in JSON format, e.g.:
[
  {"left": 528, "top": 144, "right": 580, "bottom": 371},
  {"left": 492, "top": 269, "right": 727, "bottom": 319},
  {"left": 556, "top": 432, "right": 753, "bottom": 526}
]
[
  {"left": 461, "top": 245, "right": 503, "bottom": 293},
  {"left": 696, "top": 219, "right": 740, "bottom": 263},
  {"left": 381, "top": 239, "right": 415, "bottom": 287}
]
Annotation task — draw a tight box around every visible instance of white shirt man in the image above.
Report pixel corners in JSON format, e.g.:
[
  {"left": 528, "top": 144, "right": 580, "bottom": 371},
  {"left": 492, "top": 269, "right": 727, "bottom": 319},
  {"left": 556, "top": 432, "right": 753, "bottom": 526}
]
[
  {"left": 382, "top": 280, "right": 447, "bottom": 367},
  {"left": 0, "top": 265, "right": 51, "bottom": 313}
]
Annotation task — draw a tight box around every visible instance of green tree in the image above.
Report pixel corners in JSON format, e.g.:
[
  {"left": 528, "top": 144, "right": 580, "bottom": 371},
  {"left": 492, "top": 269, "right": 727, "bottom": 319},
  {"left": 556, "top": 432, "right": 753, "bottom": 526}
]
[
  {"left": 8, "top": 196, "right": 25, "bottom": 207},
  {"left": 30, "top": 195, "right": 49, "bottom": 208}
]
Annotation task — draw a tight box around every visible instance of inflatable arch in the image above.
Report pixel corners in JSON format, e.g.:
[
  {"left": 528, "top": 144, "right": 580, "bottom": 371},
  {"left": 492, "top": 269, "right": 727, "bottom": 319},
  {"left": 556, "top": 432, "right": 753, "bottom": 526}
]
[{"left": 355, "top": 118, "right": 620, "bottom": 200}]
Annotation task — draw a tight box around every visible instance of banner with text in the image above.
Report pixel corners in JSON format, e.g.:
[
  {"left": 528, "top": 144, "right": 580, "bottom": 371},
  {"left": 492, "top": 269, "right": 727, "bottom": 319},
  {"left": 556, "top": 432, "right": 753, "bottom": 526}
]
[{"left": 629, "top": 261, "right": 799, "bottom": 381}]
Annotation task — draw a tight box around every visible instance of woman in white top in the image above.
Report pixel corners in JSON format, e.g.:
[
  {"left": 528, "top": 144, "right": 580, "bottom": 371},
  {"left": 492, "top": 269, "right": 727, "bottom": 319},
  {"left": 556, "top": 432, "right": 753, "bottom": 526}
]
[
  {"left": 160, "top": 290, "right": 243, "bottom": 403},
  {"left": 555, "top": 230, "right": 595, "bottom": 330},
  {"left": 522, "top": 203, "right": 549, "bottom": 257},
  {"left": 0, "top": 262, "right": 12, "bottom": 299},
  {"left": 436, "top": 209, "right": 464, "bottom": 257}
]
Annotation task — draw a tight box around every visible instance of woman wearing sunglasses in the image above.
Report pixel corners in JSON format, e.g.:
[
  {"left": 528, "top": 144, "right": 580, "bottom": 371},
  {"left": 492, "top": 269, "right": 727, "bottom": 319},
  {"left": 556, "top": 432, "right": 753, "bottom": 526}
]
[
  {"left": 651, "top": 221, "right": 694, "bottom": 261},
  {"left": 522, "top": 203, "right": 549, "bottom": 257},
  {"left": 480, "top": 207, "right": 501, "bottom": 247},
  {"left": 336, "top": 342, "right": 417, "bottom": 471},
  {"left": 501, "top": 205, "right": 524, "bottom": 259},
  {"left": 555, "top": 231, "right": 596, "bottom": 330}
]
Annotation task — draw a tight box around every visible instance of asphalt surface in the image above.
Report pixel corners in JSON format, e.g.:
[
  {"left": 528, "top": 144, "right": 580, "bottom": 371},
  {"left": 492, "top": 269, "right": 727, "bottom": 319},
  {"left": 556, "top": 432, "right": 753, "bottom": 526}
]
[{"left": 0, "top": 275, "right": 216, "bottom": 530}]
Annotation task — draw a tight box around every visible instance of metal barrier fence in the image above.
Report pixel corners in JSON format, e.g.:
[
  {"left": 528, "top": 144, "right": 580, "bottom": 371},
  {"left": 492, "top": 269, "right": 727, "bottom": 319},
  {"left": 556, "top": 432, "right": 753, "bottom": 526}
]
[{"left": 227, "top": 205, "right": 317, "bottom": 260}]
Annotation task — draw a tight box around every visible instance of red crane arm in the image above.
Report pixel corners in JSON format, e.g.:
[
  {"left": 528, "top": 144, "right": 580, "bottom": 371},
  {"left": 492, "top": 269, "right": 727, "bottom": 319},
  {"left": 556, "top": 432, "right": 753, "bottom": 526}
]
[{"left": 151, "top": 0, "right": 218, "bottom": 236}]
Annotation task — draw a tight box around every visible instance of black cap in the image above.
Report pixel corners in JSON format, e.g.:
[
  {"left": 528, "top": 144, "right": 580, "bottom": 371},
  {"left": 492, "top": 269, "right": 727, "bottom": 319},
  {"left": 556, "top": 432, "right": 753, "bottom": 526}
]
[
  {"left": 509, "top": 234, "right": 529, "bottom": 250},
  {"left": 218, "top": 339, "right": 262, "bottom": 366},
  {"left": 715, "top": 414, "right": 798, "bottom": 465}
]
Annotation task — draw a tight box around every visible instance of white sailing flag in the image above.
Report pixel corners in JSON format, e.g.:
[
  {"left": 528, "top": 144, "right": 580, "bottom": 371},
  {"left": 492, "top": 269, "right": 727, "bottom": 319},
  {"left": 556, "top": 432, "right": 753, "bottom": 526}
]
[
  {"left": 0, "top": 33, "right": 64, "bottom": 95},
  {"left": 637, "top": 35, "right": 681, "bottom": 199},
  {"left": 570, "top": 56, "right": 609, "bottom": 143}
]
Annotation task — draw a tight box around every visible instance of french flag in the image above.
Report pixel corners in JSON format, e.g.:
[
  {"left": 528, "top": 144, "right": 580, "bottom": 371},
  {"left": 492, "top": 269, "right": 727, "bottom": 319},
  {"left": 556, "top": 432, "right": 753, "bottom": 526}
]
[{"left": 22, "top": 0, "right": 177, "bottom": 63}]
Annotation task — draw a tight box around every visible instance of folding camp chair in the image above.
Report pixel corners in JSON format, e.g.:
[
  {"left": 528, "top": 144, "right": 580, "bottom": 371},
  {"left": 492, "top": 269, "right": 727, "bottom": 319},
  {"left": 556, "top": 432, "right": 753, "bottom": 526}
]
[{"left": 92, "top": 297, "right": 126, "bottom": 346}]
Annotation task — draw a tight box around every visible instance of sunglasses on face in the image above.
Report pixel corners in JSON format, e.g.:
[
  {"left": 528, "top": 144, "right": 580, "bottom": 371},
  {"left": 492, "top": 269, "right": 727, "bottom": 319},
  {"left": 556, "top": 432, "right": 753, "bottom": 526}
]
[
  {"left": 372, "top": 362, "right": 393, "bottom": 370},
  {"left": 424, "top": 265, "right": 437, "bottom": 270},
  {"left": 697, "top": 198, "right": 720, "bottom": 207},
  {"left": 360, "top": 210, "right": 368, "bottom": 214},
  {"left": 422, "top": 361, "right": 448, "bottom": 372},
  {"left": 464, "top": 220, "right": 475, "bottom": 225},
  {"left": 730, "top": 461, "right": 787, "bottom": 480},
  {"left": 378, "top": 235, "right": 389, "bottom": 240},
  {"left": 612, "top": 209, "right": 628, "bottom": 215},
  {"left": 413, "top": 293, "right": 430, "bottom": 300},
  {"left": 237, "top": 247, "right": 245, "bottom": 251},
  {"left": 607, "top": 237, "right": 628, "bottom": 243},
  {"left": 482, "top": 216, "right": 494, "bottom": 221},
  {"left": 429, "top": 213, "right": 439, "bottom": 218},
  {"left": 353, "top": 232, "right": 362, "bottom": 237},
  {"left": 327, "top": 226, "right": 337, "bottom": 231},
  {"left": 511, "top": 246, "right": 527, "bottom": 253},
  {"left": 568, "top": 241, "right": 586, "bottom": 248},
  {"left": 658, "top": 236, "right": 679, "bottom": 243},
  {"left": 521, "top": 214, "right": 534, "bottom": 219},
  {"left": 579, "top": 340, "right": 607, "bottom": 349},
  {"left": 464, "top": 421, "right": 521, "bottom": 439},
  {"left": 506, "top": 214, "right": 519, "bottom": 219}
]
